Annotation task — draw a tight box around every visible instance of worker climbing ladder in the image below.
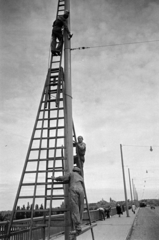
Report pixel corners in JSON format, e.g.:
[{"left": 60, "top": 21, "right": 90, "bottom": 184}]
[{"left": 6, "top": 0, "right": 96, "bottom": 240}]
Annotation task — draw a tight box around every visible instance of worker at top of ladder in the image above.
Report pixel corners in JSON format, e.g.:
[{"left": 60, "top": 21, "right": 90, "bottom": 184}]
[
  {"left": 51, "top": 10, "right": 73, "bottom": 56},
  {"left": 52, "top": 166, "right": 84, "bottom": 234}
]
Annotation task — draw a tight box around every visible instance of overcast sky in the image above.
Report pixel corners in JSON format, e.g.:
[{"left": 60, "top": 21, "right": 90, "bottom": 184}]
[{"left": 1, "top": 0, "right": 159, "bottom": 210}]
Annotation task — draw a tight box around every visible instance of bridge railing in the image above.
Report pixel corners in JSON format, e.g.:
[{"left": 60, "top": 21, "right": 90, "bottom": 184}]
[{"left": 0, "top": 208, "right": 117, "bottom": 239}]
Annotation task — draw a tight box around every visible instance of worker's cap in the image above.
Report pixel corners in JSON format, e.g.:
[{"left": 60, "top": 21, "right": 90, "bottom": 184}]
[
  {"left": 78, "top": 136, "right": 83, "bottom": 140},
  {"left": 63, "top": 10, "right": 69, "bottom": 18},
  {"left": 73, "top": 166, "right": 81, "bottom": 173},
  {"left": 65, "top": 10, "right": 69, "bottom": 14}
]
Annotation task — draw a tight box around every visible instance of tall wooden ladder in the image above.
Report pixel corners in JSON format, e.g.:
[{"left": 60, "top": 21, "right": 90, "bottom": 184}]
[{"left": 6, "top": 0, "right": 96, "bottom": 239}]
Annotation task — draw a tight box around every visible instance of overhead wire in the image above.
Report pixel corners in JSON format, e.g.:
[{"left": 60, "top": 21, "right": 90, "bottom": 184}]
[{"left": 71, "top": 39, "right": 159, "bottom": 51}]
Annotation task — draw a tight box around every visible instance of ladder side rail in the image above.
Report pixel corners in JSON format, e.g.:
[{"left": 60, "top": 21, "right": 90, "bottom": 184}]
[
  {"left": 82, "top": 183, "right": 95, "bottom": 240},
  {"left": 6, "top": 75, "right": 49, "bottom": 239},
  {"left": 56, "top": 0, "right": 63, "bottom": 18},
  {"left": 45, "top": 77, "right": 52, "bottom": 208},
  {"left": 28, "top": 107, "right": 47, "bottom": 240},
  {"left": 61, "top": 146, "right": 65, "bottom": 176},
  {"left": 44, "top": 68, "right": 51, "bottom": 109},
  {"left": 46, "top": 98, "right": 52, "bottom": 240},
  {"left": 46, "top": 0, "right": 65, "bottom": 108},
  {"left": 42, "top": 97, "right": 52, "bottom": 240},
  {"left": 56, "top": 64, "right": 63, "bottom": 107},
  {"left": 47, "top": 112, "right": 60, "bottom": 239},
  {"left": 47, "top": 91, "right": 64, "bottom": 239}
]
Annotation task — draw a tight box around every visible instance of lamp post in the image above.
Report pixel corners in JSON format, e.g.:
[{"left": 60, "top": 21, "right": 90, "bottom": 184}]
[{"left": 120, "top": 144, "right": 129, "bottom": 217}]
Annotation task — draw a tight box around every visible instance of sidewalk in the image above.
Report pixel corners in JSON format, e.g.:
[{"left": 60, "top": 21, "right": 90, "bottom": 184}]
[{"left": 51, "top": 208, "right": 139, "bottom": 240}]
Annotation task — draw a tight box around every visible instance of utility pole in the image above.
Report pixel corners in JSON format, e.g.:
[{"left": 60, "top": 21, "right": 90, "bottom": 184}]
[
  {"left": 132, "top": 179, "right": 135, "bottom": 200},
  {"left": 63, "top": 0, "right": 74, "bottom": 239},
  {"left": 120, "top": 144, "right": 129, "bottom": 217},
  {"left": 128, "top": 168, "right": 133, "bottom": 205}
]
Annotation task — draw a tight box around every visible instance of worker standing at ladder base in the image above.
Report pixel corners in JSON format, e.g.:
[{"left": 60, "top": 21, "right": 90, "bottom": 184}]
[
  {"left": 51, "top": 10, "right": 73, "bottom": 56},
  {"left": 52, "top": 167, "right": 84, "bottom": 234},
  {"left": 74, "top": 136, "right": 86, "bottom": 176}
]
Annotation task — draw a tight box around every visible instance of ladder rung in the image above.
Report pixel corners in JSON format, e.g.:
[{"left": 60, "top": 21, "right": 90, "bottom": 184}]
[
  {"left": 25, "top": 169, "right": 63, "bottom": 174},
  {"left": 47, "top": 187, "right": 64, "bottom": 190},
  {"left": 49, "top": 89, "right": 62, "bottom": 94},
  {"left": 52, "top": 60, "right": 60, "bottom": 63},
  {"left": 50, "top": 75, "right": 58, "bottom": 78},
  {"left": 33, "top": 136, "right": 65, "bottom": 140},
  {"left": 51, "top": 68, "right": 60, "bottom": 73},
  {"left": 39, "top": 107, "right": 64, "bottom": 112},
  {"left": 44, "top": 98, "right": 63, "bottom": 103},
  {"left": 36, "top": 126, "right": 64, "bottom": 130},
  {"left": 47, "top": 98, "right": 63, "bottom": 103},
  {"left": 30, "top": 147, "right": 64, "bottom": 151},
  {"left": 48, "top": 167, "right": 64, "bottom": 170},
  {"left": 46, "top": 196, "right": 65, "bottom": 200},
  {"left": 28, "top": 157, "right": 66, "bottom": 162},
  {"left": 19, "top": 194, "right": 65, "bottom": 199},
  {"left": 35, "top": 126, "right": 64, "bottom": 130},
  {"left": 22, "top": 182, "right": 48, "bottom": 186},
  {"left": 22, "top": 182, "right": 66, "bottom": 186},
  {"left": 18, "top": 195, "right": 45, "bottom": 199},
  {"left": 37, "top": 116, "right": 64, "bottom": 121}
]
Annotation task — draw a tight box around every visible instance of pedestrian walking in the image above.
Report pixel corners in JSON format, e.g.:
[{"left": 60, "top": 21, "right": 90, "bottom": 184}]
[
  {"left": 116, "top": 203, "right": 122, "bottom": 217},
  {"left": 105, "top": 206, "right": 111, "bottom": 218}
]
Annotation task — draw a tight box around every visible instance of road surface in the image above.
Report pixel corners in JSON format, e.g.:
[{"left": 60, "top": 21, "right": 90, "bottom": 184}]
[{"left": 130, "top": 206, "right": 159, "bottom": 240}]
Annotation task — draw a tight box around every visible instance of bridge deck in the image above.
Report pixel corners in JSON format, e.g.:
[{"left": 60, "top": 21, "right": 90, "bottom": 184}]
[{"left": 50, "top": 209, "right": 138, "bottom": 240}]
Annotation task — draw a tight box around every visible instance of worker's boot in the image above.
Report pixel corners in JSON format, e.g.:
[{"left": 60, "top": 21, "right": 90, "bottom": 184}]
[
  {"left": 76, "top": 226, "right": 82, "bottom": 235},
  {"left": 55, "top": 50, "right": 61, "bottom": 56}
]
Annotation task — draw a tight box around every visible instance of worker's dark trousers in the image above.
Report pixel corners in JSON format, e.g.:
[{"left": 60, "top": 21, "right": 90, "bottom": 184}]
[
  {"left": 74, "top": 155, "right": 84, "bottom": 177},
  {"left": 51, "top": 30, "right": 63, "bottom": 52},
  {"left": 70, "top": 188, "right": 84, "bottom": 231}
]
